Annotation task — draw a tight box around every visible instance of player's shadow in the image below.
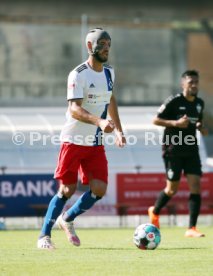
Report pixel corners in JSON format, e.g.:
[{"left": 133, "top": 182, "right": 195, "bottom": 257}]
[
  {"left": 82, "top": 247, "right": 134, "bottom": 251},
  {"left": 83, "top": 246, "right": 207, "bottom": 251},
  {"left": 158, "top": 247, "right": 207, "bottom": 250}
]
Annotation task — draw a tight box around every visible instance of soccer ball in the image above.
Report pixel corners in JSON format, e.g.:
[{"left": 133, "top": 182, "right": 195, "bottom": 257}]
[{"left": 133, "top": 223, "right": 161, "bottom": 250}]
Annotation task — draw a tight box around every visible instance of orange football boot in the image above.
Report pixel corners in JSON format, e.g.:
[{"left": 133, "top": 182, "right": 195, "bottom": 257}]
[
  {"left": 185, "top": 227, "right": 205, "bottom": 237},
  {"left": 148, "top": 206, "right": 160, "bottom": 229}
]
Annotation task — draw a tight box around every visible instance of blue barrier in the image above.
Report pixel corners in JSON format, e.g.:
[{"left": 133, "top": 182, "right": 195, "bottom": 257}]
[{"left": 0, "top": 174, "right": 57, "bottom": 217}]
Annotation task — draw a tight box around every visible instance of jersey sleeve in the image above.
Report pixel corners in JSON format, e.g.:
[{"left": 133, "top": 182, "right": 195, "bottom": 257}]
[
  {"left": 104, "top": 65, "right": 115, "bottom": 93},
  {"left": 67, "top": 71, "right": 84, "bottom": 100},
  {"left": 157, "top": 95, "right": 175, "bottom": 119},
  {"left": 109, "top": 68, "right": 115, "bottom": 83},
  {"left": 109, "top": 68, "right": 115, "bottom": 93}
]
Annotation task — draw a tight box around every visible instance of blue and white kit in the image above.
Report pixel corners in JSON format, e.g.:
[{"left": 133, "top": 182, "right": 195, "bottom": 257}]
[{"left": 60, "top": 62, "right": 115, "bottom": 146}]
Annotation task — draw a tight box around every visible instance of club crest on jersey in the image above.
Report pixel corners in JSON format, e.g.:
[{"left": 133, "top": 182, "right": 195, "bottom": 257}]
[
  {"left": 196, "top": 104, "right": 202, "bottom": 113},
  {"left": 167, "top": 169, "right": 174, "bottom": 180}
]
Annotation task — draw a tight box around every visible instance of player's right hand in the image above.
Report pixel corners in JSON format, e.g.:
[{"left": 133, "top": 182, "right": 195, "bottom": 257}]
[
  {"left": 176, "top": 114, "right": 189, "bottom": 128},
  {"left": 99, "top": 119, "right": 115, "bottom": 133}
]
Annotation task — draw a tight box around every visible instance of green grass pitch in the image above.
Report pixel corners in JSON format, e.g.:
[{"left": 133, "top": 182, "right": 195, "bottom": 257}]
[{"left": 1, "top": 227, "right": 213, "bottom": 276}]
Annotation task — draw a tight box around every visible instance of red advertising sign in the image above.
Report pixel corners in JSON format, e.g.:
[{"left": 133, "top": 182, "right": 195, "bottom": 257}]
[{"left": 117, "top": 173, "right": 213, "bottom": 215}]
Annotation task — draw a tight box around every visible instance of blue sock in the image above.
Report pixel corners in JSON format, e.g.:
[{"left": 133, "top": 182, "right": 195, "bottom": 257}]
[
  {"left": 63, "top": 190, "right": 101, "bottom": 222},
  {"left": 40, "top": 193, "right": 67, "bottom": 238}
]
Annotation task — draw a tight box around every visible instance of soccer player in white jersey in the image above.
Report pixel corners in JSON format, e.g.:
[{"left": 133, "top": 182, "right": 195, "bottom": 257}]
[{"left": 37, "top": 28, "right": 126, "bottom": 249}]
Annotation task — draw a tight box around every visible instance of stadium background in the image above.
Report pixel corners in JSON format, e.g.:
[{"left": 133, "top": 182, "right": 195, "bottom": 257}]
[{"left": 0, "top": 0, "right": 213, "bottom": 228}]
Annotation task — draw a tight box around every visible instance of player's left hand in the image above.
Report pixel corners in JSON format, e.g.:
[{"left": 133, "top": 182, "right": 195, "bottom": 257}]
[
  {"left": 196, "top": 122, "right": 208, "bottom": 136},
  {"left": 199, "top": 127, "right": 208, "bottom": 136},
  {"left": 115, "top": 131, "right": 126, "bottom": 147}
]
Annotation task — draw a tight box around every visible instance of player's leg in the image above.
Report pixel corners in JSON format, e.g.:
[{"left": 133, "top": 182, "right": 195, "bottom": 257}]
[
  {"left": 37, "top": 143, "right": 79, "bottom": 249},
  {"left": 57, "top": 179, "right": 106, "bottom": 247},
  {"left": 184, "top": 174, "right": 204, "bottom": 237},
  {"left": 37, "top": 183, "right": 77, "bottom": 249},
  {"left": 184, "top": 155, "right": 204, "bottom": 237},
  {"left": 59, "top": 146, "right": 108, "bottom": 245},
  {"left": 148, "top": 155, "right": 182, "bottom": 228},
  {"left": 187, "top": 174, "right": 201, "bottom": 226},
  {"left": 56, "top": 182, "right": 83, "bottom": 246},
  {"left": 39, "top": 183, "right": 76, "bottom": 237},
  {"left": 62, "top": 179, "right": 106, "bottom": 222},
  {"left": 148, "top": 179, "right": 180, "bottom": 228}
]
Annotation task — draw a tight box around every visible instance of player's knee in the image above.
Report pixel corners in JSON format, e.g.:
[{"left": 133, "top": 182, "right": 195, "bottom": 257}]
[
  {"left": 189, "top": 182, "right": 201, "bottom": 194},
  {"left": 90, "top": 180, "right": 107, "bottom": 198},
  {"left": 168, "top": 190, "right": 177, "bottom": 197},
  {"left": 59, "top": 184, "right": 76, "bottom": 198},
  {"left": 165, "top": 188, "right": 178, "bottom": 197},
  {"left": 92, "top": 188, "right": 106, "bottom": 198},
  {"left": 91, "top": 186, "right": 107, "bottom": 198},
  {"left": 190, "top": 187, "right": 200, "bottom": 194}
]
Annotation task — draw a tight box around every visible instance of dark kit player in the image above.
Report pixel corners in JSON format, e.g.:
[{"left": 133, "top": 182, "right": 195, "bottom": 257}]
[{"left": 148, "top": 70, "right": 208, "bottom": 237}]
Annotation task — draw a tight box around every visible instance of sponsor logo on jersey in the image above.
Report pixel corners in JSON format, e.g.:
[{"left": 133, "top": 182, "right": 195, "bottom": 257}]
[
  {"left": 179, "top": 106, "right": 186, "bottom": 110},
  {"left": 89, "top": 83, "right": 95, "bottom": 88},
  {"left": 88, "top": 94, "right": 98, "bottom": 99}
]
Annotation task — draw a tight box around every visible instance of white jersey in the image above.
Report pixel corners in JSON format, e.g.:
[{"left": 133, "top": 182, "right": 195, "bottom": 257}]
[{"left": 60, "top": 62, "right": 115, "bottom": 146}]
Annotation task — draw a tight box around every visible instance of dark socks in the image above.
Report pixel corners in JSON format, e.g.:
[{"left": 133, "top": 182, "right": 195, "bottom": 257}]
[
  {"left": 189, "top": 194, "right": 201, "bottom": 228},
  {"left": 153, "top": 191, "right": 171, "bottom": 215}
]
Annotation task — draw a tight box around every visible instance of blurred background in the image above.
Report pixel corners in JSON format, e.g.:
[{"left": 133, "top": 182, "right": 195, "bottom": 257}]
[{"left": 0, "top": 0, "right": 213, "bottom": 228}]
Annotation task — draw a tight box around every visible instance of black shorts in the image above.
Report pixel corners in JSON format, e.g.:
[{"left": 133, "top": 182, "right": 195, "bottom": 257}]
[{"left": 163, "top": 154, "right": 202, "bottom": 181}]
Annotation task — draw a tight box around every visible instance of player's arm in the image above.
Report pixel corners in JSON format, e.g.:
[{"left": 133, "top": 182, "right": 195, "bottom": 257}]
[
  {"left": 153, "top": 96, "right": 189, "bottom": 128},
  {"left": 153, "top": 115, "right": 189, "bottom": 128},
  {"left": 69, "top": 100, "right": 115, "bottom": 133},
  {"left": 196, "top": 101, "right": 208, "bottom": 135},
  {"left": 196, "top": 122, "right": 208, "bottom": 136},
  {"left": 108, "top": 94, "right": 126, "bottom": 147}
]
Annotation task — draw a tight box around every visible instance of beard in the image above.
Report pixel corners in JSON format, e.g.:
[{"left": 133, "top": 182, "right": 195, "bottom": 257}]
[
  {"left": 189, "top": 90, "right": 198, "bottom": 97},
  {"left": 93, "top": 51, "right": 108, "bottom": 63}
]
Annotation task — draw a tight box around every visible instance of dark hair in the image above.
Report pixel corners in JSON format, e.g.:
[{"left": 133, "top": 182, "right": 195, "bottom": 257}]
[{"left": 181, "top": 70, "right": 199, "bottom": 78}]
